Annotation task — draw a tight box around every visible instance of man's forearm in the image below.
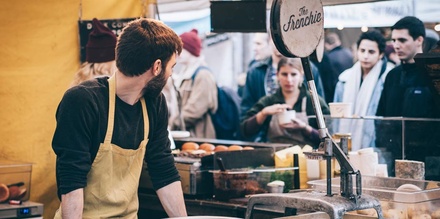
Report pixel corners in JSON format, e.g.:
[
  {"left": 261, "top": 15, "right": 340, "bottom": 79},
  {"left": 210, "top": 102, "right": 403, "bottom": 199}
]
[
  {"left": 156, "top": 181, "right": 187, "bottom": 217},
  {"left": 61, "top": 188, "right": 84, "bottom": 219}
]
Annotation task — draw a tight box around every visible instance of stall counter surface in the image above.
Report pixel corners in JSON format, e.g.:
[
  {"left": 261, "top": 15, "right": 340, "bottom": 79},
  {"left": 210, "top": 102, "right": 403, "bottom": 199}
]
[
  {"left": 139, "top": 138, "right": 298, "bottom": 218},
  {"left": 138, "top": 192, "right": 291, "bottom": 219}
]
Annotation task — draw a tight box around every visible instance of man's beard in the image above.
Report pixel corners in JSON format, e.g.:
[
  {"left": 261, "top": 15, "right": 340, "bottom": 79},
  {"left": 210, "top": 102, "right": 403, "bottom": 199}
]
[{"left": 143, "top": 69, "right": 167, "bottom": 99}]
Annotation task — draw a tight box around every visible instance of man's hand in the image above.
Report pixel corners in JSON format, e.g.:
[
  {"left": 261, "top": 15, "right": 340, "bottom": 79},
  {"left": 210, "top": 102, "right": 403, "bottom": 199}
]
[{"left": 156, "top": 181, "right": 187, "bottom": 217}]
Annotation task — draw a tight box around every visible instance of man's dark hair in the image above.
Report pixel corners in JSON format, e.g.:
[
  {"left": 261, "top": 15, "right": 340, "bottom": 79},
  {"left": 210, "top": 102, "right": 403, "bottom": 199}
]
[
  {"left": 116, "top": 18, "right": 183, "bottom": 77},
  {"left": 356, "top": 30, "right": 387, "bottom": 54},
  {"left": 391, "top": 16, "right": 426, "bottom": 40}
]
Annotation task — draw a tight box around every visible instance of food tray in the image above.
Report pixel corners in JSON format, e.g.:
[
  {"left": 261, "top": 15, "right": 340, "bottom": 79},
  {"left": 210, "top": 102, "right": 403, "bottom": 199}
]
[
  {"left": 308, "top": 176, "right": 440, "bottom": 203},
  {"left": 308, "top": 176, "right": 440, "bottom": 218}
]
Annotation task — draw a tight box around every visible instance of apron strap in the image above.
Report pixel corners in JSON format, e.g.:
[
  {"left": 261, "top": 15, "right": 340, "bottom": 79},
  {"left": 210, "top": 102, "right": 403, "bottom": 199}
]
[
  {"left": 301, "top": 96, "right": 307, "bottom": 113},
  {"left": 140, "top": 98, "right": 149, "bottom": 140},
  {"left": 104, "top": 76, "right": 116, "bottom": 144}
]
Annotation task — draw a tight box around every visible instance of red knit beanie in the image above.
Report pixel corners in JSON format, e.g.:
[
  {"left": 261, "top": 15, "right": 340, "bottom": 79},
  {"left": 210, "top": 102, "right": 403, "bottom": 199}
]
[
  {"left": 86, "top": 18, "right": 117, "bottom": 63},
  {"left": 179, "top": 29, "right": 202, "bottom": 57}
]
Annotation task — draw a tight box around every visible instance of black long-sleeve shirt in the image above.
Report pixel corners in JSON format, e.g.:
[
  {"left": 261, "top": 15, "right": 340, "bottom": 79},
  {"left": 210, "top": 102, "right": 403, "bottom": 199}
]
[
  {"left": 375, "top": 63, "right": 440, "bottom": 176},
  {"left": 376, "top": 63, "right": 438, "bottom": 118},
  {"left": 52, "top": 77, "right": 179, "bottom": 198}
]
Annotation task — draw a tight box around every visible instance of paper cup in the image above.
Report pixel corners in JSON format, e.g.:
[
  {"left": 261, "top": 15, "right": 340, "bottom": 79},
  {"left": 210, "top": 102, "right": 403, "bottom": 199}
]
[
  {"left": 267, "top": 184, "right": 284, "bottom": 193},
  {"left": 277, "top": 110, "right": 296, "bottom": 124},
  {"left": 375, "top": 164, "right": 388, "bottom": 177},
  {"left": 329, "top": 102, "right": 352, "bottom": 118}
]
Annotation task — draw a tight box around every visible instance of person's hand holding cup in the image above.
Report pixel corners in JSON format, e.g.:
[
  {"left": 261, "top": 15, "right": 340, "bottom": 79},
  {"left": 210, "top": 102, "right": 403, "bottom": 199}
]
[
  {"left": 258, "top": 104, "right": 291, "bottom": 124},
  {"left": 279, "top": 111, "right": 309, "bottom": 133},
  {"left": 262, "top": 104, "right": 291, "bottom": 116},
  {"left": 278, "top": 110, "right": 312, "bottom": 134}
]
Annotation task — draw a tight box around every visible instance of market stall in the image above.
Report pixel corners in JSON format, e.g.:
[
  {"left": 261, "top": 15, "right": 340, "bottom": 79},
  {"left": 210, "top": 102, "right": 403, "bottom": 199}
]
[{"left": 136, "top": 0, "right": 440, "bottom": 218}]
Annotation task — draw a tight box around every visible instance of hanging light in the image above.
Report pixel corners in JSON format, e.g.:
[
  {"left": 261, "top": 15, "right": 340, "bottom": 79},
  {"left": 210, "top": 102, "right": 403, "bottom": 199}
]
[
  {"left": 361, "top": 26, "right": 368, "bottom": 32},
  {"left": 434, "top": 23, "right": 440, "bottom": 32},
  {"left": 337, "top": 24, "right": 344, "bottom": 30}
]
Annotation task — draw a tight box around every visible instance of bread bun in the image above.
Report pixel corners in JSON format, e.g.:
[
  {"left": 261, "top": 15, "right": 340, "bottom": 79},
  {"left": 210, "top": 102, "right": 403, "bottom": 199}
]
[
  {"left": 357, "top": 209, "right": 377, "bottom": 217},
  {"left": 383, "top": 209, "right": 406, "bottom": 219},
  {"left": 182, "top": 142, "right": 199, "bottom": 151},
  {"left": 0, "top": 184, "right": 9, "bottom": 202},
  {"left": 413, "top": 214, "right": 432, "bottom": 219},
  {"left": 431, "top": 209, "right": 440, "bottom": 219},
  {"left": 214, "top": 145, "right": 229, "bottom": 152},
  {"left": 408, "top": 205, "right": 430, "bottom": 218},
  {"left": 228, "top": 145, "right": 243, "bottom": 151},
  {"left": 200, "top": 143, "right": 215, "bottom": 152},
  {"left": 243, "top": 146, "right": 255, "bottom": 150}
]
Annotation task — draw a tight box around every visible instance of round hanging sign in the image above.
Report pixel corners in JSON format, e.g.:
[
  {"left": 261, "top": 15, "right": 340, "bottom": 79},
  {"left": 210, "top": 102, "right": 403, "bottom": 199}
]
[
  {"left": 270, "top": 0, "right": 324, "bottom": 58},
  {"left": 311, "top": 33, "right": 324, "bottom": 62}
]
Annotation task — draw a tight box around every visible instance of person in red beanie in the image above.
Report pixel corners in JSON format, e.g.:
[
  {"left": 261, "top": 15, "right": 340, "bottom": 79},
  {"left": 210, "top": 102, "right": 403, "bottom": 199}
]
[
  {"left": 171, "top": 29, "right": 218, "bottom": 138},
  {"left": 70, "top": 18, "right": 117, "bottom": 87}
]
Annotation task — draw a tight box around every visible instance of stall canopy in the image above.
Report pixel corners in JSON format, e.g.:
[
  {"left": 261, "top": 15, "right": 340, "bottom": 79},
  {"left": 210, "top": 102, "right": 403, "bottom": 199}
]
[
  {"left": 157, "top": 0, "right": 392, "bottom": 13},
  {"left": 323, "top": 0, "right": 414, "bottom": 28},
  {"left": 323, "top": 0, "right": 440, "bottom": 28},
  {"left": 157, "top": 0, "right": 440, "bottom": 32}
]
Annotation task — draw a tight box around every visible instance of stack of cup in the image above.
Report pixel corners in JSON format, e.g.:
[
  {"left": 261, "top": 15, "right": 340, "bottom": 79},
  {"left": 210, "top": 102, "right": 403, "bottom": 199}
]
[{"left": 329, "top": 102, "right": 352, "bottom": 118}]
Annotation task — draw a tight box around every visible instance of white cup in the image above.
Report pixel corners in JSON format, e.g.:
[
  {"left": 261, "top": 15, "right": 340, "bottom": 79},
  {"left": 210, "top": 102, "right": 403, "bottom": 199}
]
[
  {"left": 329, "top": 102, "right": 352, "bottom": 118},
  {"left": 375, "top": 164, "right": 388, "bottom": 177},
  {"left": 267, "top": 184, "right": 284, "bottom": 193},
  {"left": 277, "top": 110, "right": 296, "bottom": 124}
]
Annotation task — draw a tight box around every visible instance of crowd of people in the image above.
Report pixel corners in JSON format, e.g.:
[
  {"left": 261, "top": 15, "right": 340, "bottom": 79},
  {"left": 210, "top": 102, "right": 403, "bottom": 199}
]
[
  {"left": 51, "top": 16, "right": 439, "bottom": 217},
  {"left": 64, "top": 16, "right": 440, "bottom": 149},
  {"left": 239, "top": 16, "right": 439, "bottom": 150}
]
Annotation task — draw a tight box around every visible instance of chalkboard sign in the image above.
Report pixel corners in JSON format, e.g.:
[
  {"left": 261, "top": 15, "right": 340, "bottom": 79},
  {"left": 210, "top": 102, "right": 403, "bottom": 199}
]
[{"left": 78, "top": 18, "right": 137, "bottom": 62}]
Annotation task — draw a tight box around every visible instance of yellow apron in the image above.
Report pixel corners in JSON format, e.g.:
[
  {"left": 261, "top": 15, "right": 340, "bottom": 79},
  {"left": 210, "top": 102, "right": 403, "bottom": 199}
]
[{"left": 55, "top": 76, "right": 149, "bottom": 219}]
